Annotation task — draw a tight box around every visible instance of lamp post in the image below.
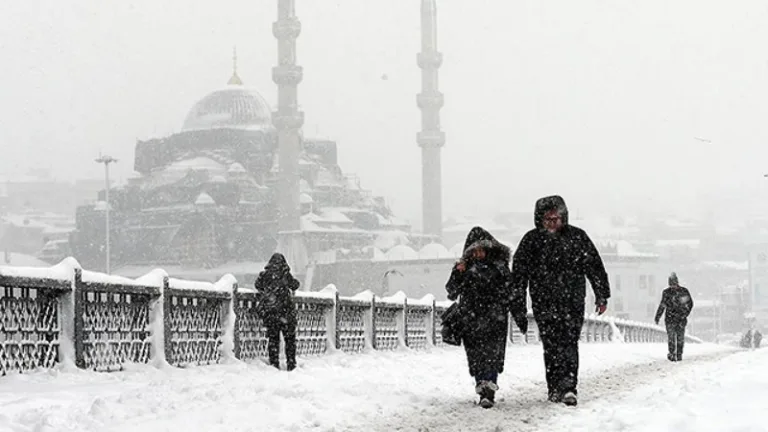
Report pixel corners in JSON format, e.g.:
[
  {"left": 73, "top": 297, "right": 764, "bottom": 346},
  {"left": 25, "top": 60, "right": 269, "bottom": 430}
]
[{"left": 95, "top": 155, "right": 117, "bottom": 273}]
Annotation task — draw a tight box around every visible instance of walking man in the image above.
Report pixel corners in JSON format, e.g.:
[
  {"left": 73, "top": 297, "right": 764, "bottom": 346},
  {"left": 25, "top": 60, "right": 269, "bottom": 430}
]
[
  {"left": 254, "top": 253, "right": 301, "bottom": 371},
  {"left": 510, "top": 195, "right": 611, "bottom": 406},
  {"left": 655, "top": 272, "right": 694, "bottom": 361}
]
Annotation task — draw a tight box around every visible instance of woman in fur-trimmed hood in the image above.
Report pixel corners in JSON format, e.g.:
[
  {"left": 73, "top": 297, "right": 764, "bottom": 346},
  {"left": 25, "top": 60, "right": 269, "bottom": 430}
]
[{"left": 445, "top": 226, "right": 521, "bottom": 408}]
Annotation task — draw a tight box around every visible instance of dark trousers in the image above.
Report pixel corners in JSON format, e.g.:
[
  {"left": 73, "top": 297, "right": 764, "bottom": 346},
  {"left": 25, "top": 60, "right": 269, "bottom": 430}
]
[
  {"left": 475, "top": 372, "right": 498, "bottom": 385},
  {"left": 266, "top": 316, "right": 297, "bottom": 370},
  {"left": 537, "top": 305, "right": 585, "bottom": 397},
  {"left": 666, "top": 320, "right": 686, "bottom": 361}
]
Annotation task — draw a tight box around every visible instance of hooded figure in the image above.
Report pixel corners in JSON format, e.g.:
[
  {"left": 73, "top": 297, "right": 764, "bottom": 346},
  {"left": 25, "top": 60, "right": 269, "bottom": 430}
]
[
  {"left": 654, "top": 272, "right": 694, "bottom": 361},
  {"left": 445, "top": 227, "right": 518, "bottom": 408},
  {"left": 510, "top": 195, "right": 610, "bottom": 406},
  {"left": 254, "top": 253, "right": 301, "bottom": 370}
]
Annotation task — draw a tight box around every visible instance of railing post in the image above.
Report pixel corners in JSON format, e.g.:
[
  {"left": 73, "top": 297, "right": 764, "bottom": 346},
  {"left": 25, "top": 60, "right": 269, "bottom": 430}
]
[
  {"left": 163, "top": 276, "right": 173, "bottom": 366},
  {"left": 323, "top": 288, "right": 339, "bottom": 352},
  {"left": 427, "top": 298, "right": 436, "bottom": 347},
  {"left": 220, "top": 280, "right": 238, "bottom": 362},
  {"left": 232, "top": 282, "right": 242, "bottom": 360},
  {"left": 400, "top": 297, "right": 408, "bottom": 348},
  {"left": 371, "top": 295, "right": 378, "bottom": 350},
  {"left": 73, "top": 268, "right": 85, "bottom": 369}
]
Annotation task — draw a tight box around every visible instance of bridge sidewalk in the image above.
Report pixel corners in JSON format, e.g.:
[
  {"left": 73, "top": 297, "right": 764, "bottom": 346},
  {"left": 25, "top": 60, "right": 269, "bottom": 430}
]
[{"left": 0, "top": 343, "right": 736, "bottom": 432}]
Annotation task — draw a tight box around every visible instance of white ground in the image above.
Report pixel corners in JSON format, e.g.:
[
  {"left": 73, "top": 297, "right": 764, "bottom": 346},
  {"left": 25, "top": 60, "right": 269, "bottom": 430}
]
[{"left": 1, "top": 342, "right": 761, "bottom": 432}]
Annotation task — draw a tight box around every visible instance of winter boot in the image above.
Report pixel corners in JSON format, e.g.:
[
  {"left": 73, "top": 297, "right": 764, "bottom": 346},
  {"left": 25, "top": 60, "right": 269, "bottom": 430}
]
[
  {"left": 475, "top": 381, "right": 498, "bottom": 409},
  {"left": 548, "top": 392, "right": 563, "bottom": 403},
  {"left": 667, "top": 353, "right": 676, "bottom": 362},
  {"left": 562, "top": 391, "right": 578, "bottom": 406}
]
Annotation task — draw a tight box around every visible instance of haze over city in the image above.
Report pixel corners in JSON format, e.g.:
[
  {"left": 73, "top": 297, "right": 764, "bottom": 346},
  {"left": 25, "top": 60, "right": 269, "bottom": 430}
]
[{"left": 2, "top": 0, "right": 768, "bottom": 228}]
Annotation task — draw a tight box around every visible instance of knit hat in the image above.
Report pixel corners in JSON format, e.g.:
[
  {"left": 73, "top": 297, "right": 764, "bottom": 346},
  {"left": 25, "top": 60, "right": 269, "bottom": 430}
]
[{"left": 668, "top": 272, "right": 679, "bottom": 286}]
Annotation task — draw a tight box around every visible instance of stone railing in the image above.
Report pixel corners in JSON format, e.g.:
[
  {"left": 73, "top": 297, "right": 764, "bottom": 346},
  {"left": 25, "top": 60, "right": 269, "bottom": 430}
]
[{"left": 0, "top": 258, "right": 700, "bottom": 375}]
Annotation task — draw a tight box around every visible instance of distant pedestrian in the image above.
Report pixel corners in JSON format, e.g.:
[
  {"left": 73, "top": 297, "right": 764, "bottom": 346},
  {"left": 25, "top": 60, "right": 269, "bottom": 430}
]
[{"left": 654, "top": 272, "right": 694, "bottom": 361}]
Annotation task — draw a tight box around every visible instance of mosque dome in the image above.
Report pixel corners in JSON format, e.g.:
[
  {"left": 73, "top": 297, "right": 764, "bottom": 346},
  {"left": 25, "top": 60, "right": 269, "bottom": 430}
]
[{"left": 181, "top": 68, "right": 273, "bottom": 132}]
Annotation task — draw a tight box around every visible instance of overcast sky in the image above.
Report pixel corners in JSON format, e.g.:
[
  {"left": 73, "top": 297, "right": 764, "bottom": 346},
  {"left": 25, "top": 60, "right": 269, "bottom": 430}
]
[{"left": 2, "top": 0, "right": 767, "bottom": 228}]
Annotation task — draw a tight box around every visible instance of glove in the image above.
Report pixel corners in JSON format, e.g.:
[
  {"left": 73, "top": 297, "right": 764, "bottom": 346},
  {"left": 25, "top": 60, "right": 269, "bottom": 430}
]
[{"left": 595, "top": 298, "right": 607, "bottom": 315}]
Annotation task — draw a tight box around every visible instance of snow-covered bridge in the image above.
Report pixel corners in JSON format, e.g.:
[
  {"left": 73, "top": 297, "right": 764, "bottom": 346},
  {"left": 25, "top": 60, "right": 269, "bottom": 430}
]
[
  {"left": 1, "top": 258, "right": 694, "bottom": 374},
  {"left": 3, "top": 258, "right": 764, "bottom": 431}
]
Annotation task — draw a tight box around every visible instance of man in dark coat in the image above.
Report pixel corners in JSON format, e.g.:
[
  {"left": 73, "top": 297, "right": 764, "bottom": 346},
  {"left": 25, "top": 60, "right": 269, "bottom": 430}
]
[
  {"left": 254, "top": 253, "right": 301, "bottom": 370},
  {"left": 510, "top": 195, "right": 610, "bottom": 406},
  {"left": 446, "top": 227, "right": 521, "bottom": 409},
  {"left": 655, "top": 272, "right": 694, "bottom": 362}
]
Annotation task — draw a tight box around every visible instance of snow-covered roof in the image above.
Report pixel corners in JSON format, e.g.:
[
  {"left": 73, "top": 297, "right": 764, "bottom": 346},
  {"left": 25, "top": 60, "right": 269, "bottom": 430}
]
[
  {"left": 317, "top": 209, "right": 354, "bottom": 224},
  {"left": 418, "top": 243, "right": 452, "bottom": 259},
  {"left": 614, "top": 240, "right": 657, "bottom": 258},
  {"left": 374, "top": 230, "right": 410, "bottom": 250},
  {"left": 377, "top": 214, "right": 410, "bottom": 228},
  {"left": 443, "top": 221, "right": 509, "bottom": 234},
  {"left": 300, "top": 193, "right": 314, "bottom": 204},
  {"left": 0, "top": 252, "right": 49, "bottom": 267},
  {"left": 140, "top": 157, "right": 229, "bottom": 190},
  {"left": 449, "top": 242, "right": 464, "bottom": 257},
  {"left": 300, "top": 214, "right": 368, "bottom": 234},
  {"left": 0, "top": 214, "right": 74, "bottom": 231},
  {"left": 113, "top": 261, "right": 267, "bottom": 281},
  {"left": 195, "top": 193, "right": 216, "bottom": 206},
  {"left": 699, "top": 261, "right": 749, "bottom": 271},
  {"left": 181, "top": 86, "right": 273, "bottom": 132},
  {"left": 385, "top": 245, "right": 418, "bottom": 261},
  {"left": 655, "top": 239, "right": 701, "bottom": 248},
  {"left": 227, "top": 163, "right": 246, "bottom": 173}
]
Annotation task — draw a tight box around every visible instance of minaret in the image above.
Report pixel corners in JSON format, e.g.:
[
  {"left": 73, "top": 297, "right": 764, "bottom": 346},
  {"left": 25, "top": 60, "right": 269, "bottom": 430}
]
[
  {"left": 273, "top": 0, "right": 303, "bottom": 232},
  {"left": 417, "top": 0, "right": 445, "bottom": 241},
  {"left": 273, "top": 0, "right": 307, "bottom": 271}
]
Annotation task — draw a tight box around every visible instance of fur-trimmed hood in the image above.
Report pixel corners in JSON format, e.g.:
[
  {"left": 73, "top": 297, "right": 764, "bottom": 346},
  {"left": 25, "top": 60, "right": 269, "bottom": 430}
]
[
  {"left": 461, "top": 226, "right": 511, "bottom": 265},
  {"left": 534, "top": 195, "right": 569, "bottom": 229}
]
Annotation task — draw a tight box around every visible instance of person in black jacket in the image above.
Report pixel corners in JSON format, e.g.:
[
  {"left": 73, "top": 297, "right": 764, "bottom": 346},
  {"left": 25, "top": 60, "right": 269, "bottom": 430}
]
[
  {"left": 655, "top": 272, "right": 694, "bottom": 362},
  {"left": 254, "top": 253, "right": 301, "bottom": 371},
  {"left": 510, "top": 195, "right": 610, "bottom": 406},
  {"left": 445, "top": 227, "right": 521, "bottom": 409}
]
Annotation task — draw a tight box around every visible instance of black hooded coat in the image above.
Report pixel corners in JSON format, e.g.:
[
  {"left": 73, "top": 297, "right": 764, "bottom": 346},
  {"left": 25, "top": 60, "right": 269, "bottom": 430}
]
[
  {"left": 254, "top": 253, "right": 300, "bottom": 324},
  {"left": 445, "top": 227, "right": 514, "bottom": 377}
]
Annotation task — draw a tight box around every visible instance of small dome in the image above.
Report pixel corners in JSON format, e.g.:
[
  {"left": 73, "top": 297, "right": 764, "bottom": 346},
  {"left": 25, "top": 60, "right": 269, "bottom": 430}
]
[
  {"left": 195, "top": 192, "right": 216, "bottom": 206},
  {"left": 182, "top": 86, "right": 272, "bottom": 132},
  {"left": 385, "top": 245, "right": 418, "bottom": 261},
  {"left": 449, "top": 242, "right": 465, "bottom": 258},
  {"left": 418, "top": 243, "right": 451, "bottom": 259},
  {"left": 228, "top": 163, "right": 247, "bottom": 173}
]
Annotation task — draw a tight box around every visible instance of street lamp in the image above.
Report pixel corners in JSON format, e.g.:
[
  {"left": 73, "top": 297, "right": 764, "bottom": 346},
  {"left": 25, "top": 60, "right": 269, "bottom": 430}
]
[{"left": 95, "top": 155, "right": 117, "bottom": 273}]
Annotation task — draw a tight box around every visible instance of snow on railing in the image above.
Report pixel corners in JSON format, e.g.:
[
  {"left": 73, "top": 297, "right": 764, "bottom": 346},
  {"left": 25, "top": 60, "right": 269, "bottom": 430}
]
[{"left": 0, "top": 258, "right": 698, "bottom": 375}]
